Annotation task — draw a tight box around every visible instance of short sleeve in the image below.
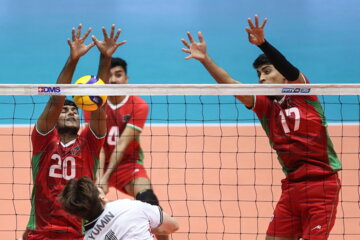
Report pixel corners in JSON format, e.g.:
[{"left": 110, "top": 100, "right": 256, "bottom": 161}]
[
  {"left": 80, "top": 125, "right": 105, "bottom": 155},
  {"left": 252, "top": 95, "right": 271, "bottom": 117},
  {"left": 31, "top": 124, "right": 56, "bottom": 155},
  {"left": 141, "top": 202, "right": 163, "bottom": 228},
  {"left": 127, "top": 100, "right": 149, "bottom": 132},
  {"left": 83, "top": 110, "right": 91, "bottom": 124}
]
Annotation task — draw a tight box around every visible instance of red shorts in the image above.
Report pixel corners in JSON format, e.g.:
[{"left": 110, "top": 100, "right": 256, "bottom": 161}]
[
  {"left": 267, "top": 173, "right": 341, "bottom": 240},
  {"left": 26, "top": 229, "right": 83, "bottom": 240},
  {"left": 108, "top": 162, "right": 149, "bottom": 194}
]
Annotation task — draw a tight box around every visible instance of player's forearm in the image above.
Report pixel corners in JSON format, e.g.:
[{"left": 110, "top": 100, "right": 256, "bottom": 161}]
[
  {"left": 56, "top": 57, "right": 79, "bottom": 85},
  {"left": 257, "top": 40, "right": 300, "bottom": 81},
  {"left": 37, "top": 57, "right": 79, "bottom": 131},
  {"left": 48, "top": 57, "right": 79, "bottom": 106},
  {"left": 97, "top": 54, "right": 111, "bottom": 84},
  {"left": 201, "top": 55, "right": 240, "bottom": 84},
  {"left": 90, "top": 106, "right": 107, "bottom": 137},
  {"left": 96, "top": 149, "right": 106, "bottom": 180},
  {"left": 151, "top": 228, "right": 169, "bottom": 235},
  {"left": 103, "top": 145, "right": 125, "bottom": 180}
]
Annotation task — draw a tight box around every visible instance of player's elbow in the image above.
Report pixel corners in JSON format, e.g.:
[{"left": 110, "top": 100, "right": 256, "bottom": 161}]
[
  {"left": 165, "top": 218, "right": 179, "bottom": 234},
  {"left": 168, "top": 220, "right": 179, "bottom": 233},
  {"left": 156, "top": 218, "right": 179, "bottom": 235}
]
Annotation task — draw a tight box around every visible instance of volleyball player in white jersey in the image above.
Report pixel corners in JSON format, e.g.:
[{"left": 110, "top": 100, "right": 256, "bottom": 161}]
[{"left": 60, "top": 176, "right": 179, "bottom": 240}]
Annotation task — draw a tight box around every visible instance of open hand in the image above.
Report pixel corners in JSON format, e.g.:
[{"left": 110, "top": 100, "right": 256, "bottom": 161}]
[
  {"left": 67, "top": 24, "right": 95, "bottom": 60},
  {"left": 92, "top": 24, "right": 126, "bottom": 57},
  {"left": 181, "top": 32, "right": 207, "bottom": 62},
  {"left": 245, "top": 15, "right": 267, "bottom": 46}
]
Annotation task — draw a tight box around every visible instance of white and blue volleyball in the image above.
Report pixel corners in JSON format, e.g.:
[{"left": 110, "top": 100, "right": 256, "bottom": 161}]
[{"left": 73, "top": 75, "right": 107, "bottom": 111}]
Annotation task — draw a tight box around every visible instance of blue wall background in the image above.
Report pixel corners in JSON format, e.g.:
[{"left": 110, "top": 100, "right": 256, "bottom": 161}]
[{"left": 0, "top": 0, "right": 359, "bottom": 124}]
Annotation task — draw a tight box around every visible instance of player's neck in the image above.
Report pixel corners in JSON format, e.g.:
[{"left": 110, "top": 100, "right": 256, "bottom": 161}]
[
  {"left": 108, "top": 96, "right": 126, "bottom": 105},
  {"left": 85, "top": 208, "right": 104, "bottom": 231},
  {"left": 59, "top": 133, "right": 77, "bottom": 145}
]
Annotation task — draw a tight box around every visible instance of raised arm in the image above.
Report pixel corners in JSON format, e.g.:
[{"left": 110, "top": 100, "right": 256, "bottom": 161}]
[
  {"left": 181, "top": 32, "right": 254, "bottom": 107},
  {"left": 88, "top": 25, "right": 127, "bottom": 137},
  {"left": 37, "top": 25, "right": 94, "bottom": 133},
  {"left": 246, "top": 15, "right": 304, "bottom": 83}
]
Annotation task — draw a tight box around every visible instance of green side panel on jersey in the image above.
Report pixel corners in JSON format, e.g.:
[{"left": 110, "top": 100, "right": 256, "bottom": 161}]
[
  {"left": 259, "top": 115, "right": 298, "bottom": 175},
  {"left": 26, "top": 153, "right": 41, "bottom": 230},
  {"left": 93, "top": 156, "right": 99, "bottom": 177},
  {"left": 305, "top": 99, "right": 342, "bottom": 171},
  {"left": 136, "top": 135, "right": 144, "bottom": 165}
]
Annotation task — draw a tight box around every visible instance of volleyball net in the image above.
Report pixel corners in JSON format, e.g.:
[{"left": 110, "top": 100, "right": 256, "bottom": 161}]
[{"left": 0, "top": 84, "right": 359, "bottom": 239}]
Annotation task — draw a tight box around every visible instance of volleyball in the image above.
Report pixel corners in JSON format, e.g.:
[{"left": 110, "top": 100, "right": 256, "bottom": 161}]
[{"left": 73, "top": 75, "right": 107, "bottom": 111}]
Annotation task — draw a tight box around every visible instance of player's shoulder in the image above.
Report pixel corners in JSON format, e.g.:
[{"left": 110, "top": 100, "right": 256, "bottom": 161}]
[
  {"left": 129, "top": 95, "right": 148, "bottom": 104},
  {"left": 127, "top": 96, "right": 149, "bottom": 112},
  {"left": 106, "top": 199, "right": 142, "bottom": 214}
]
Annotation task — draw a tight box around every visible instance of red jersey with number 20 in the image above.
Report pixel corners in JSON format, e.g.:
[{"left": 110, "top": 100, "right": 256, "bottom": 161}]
[
  {"left": 252, "top": 76, "right": 341, "bottom": 180},
  {"left": 27, "top": 125, "right": 104, "bottom": 236}
]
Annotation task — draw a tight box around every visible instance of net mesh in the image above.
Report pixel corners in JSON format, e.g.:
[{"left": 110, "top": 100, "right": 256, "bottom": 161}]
[{"left": 0, "top": 84, "right": 359, "bottom": 240}]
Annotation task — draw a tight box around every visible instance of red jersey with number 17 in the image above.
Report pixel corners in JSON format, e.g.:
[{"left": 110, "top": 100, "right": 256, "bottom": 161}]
[
  {"left": 252, "top": 76, "right": 341, "bottom": 180},
  {"left": 84, "top": 96, "right": 148, "bottom": 165},
  {"left": 26, "top": 125, "right": 105, "bottom": 236}
]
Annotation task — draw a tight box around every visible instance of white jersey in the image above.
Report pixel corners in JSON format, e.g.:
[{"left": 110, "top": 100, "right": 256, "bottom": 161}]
[{"left": 84, "top": 199, "right": 163, "bottom": 240}]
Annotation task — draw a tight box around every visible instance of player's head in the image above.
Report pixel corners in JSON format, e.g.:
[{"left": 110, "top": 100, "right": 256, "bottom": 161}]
[
  {"left": 56, "top": 99, "right": 80, "bottom": 136},
  {"left": 110, "top": 57, "right": 128, "bottom": 84},
  {"left": 253, "top": 54, "right": 286, "bottom": 84},
  {"left": 59, "top": 176, "right": 107, "bottom": 220}
]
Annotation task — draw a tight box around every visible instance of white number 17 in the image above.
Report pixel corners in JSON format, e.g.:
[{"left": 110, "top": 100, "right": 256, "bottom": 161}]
[{"left": 279, "top": 107, "right": 300, "bottom": 133}]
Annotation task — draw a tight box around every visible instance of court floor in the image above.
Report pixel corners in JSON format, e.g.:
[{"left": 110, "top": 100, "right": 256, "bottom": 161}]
[{"left": 0, "top": 124, "right": 358, "bottom": 239}]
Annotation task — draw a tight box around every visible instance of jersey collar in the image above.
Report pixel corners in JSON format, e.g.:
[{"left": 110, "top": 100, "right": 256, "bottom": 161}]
[
  {"left": 107, "top": 95, "right": 130, "bottom": 110},
  {"left": 274, "top": 95, "right": 286, "bottom": 105},
  {"left": 84, "top": 210, "right": 104, "bottom": 232},
  {"left": 60, "top": 139, "right": 76, "bottom": 148}
]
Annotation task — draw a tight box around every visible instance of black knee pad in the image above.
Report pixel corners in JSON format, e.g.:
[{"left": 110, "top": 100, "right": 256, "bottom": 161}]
[{"left": 136, "top": 189, "right": 159, "bottom": 206}]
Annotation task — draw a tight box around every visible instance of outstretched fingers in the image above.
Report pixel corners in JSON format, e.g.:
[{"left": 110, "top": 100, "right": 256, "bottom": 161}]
[
  {"left": 187, "top": 32, "right": 195, "bottom": 43},
  {"left": 181, "top": 47, "right": 191, "bottom": 53},
  {"left": 181, "top": 38, "right": 190, "bottom": 48},
  {"left": 81, "top": 27, "right": 92, "bottom": 41},
  {"left": 116, "top": 40, "right": 127, "bottom": 47},
  {"left": 254, "top": 14, "right": 259, "bottom": 27},
  {"left": 102, "top": 26, "right": 109, "bottom": 39},
  {"left": 198, "top": 31, "right": 204, "bottom": 43},
  {"left": 76, "top": 24, "right": 82, "bottom": 39},
  {"left": 114, "top": 28, "right": 121, "bottom": 41},
  {"left": 109, "top": 24, "right": 115, "bottom": 38},
  {"left": 71, "top": 27, "right": 76, "bottom": 41},
  {"left": 248, "top": 15, "right": 268, "bottom": 29},
  {"left": 247, "top": 18, "right": 255, "bottom": 29},
  {"left": 260, "top": 18, "right": 268, "bottom": 28},
  {"left": 87, "top": 41, "right": 95, "bottom": 50}
]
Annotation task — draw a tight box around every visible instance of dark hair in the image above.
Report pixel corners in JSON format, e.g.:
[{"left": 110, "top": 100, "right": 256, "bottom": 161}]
[
  {"left": 252, "top": 54, "right": 272, "bottom": 69},
  {"left": 59, "top": 176, "right": 103, "bottom": 220},
  {"left": 64, "top": 99, "right": 78, "bottom": 111},
  {"left": 111, "top": 57, "right": 128, "bottom": 74}
]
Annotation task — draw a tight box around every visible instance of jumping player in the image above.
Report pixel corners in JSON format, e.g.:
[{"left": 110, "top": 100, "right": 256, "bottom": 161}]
[
  {"left": 181, "top": 15, "right": 341, "bottom": 240},
  {"left": 84, "top": 57, "right": 168, "bottom": 240},
  {"left": 59, "top": 176, "right": 179, "bottom": 240},
  {"left": 24, "top": 24, "right": 126, "bottom": 240}
]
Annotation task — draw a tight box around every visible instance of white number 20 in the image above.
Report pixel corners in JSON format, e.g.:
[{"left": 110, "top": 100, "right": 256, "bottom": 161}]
[
  {"left": 279, "top": 107, "right": 300, "bottom": 133},
  {"left": 49, "top": 154, "right": 76, "bottom": 180}
]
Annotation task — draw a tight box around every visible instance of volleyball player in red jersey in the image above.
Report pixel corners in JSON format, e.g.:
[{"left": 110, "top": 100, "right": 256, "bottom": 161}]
[
  {"left": 84, "top": 57, "right": 168, "bottom": 240},
  {"left": 181, "top": 15, "right": 341, "bottom": 240},
  {"left": 23, "top": 24, "right": 126, "bottom": 240}
]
